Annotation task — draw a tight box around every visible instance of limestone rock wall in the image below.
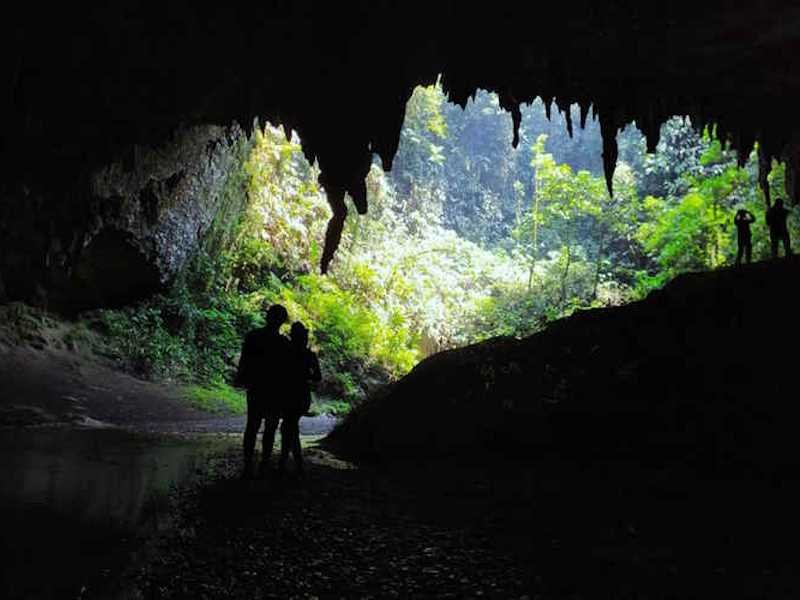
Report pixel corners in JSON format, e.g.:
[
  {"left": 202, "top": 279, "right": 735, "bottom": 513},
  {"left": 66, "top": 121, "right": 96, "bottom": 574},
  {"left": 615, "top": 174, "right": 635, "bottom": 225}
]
[{"left": 0, "top": 123, "right": 252, "bottom": 312}]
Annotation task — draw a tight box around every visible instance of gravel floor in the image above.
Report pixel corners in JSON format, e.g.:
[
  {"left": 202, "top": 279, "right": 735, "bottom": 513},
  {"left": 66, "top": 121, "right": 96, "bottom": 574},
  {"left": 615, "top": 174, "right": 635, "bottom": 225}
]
[
  {"left": 128, "top": 445, "right": 532, "bottom": 600},
  {"left": 119, "top": 442, "right": 800, "bottom": 600}
]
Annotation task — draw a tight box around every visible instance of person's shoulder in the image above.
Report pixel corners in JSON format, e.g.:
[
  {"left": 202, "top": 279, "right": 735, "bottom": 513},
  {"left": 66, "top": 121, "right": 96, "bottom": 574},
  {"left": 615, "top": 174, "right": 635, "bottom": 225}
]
[{"left": 245, "top": 327, "right": 266, "bottom": 341}]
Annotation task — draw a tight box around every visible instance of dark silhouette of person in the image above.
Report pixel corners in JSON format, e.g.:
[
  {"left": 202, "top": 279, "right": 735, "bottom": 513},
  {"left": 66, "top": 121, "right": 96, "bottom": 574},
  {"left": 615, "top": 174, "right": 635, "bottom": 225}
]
[
  {"left": 234, "top": 304, "right": 291, "bottom": 479},
  {"left": 278, "top": 322, "right": 321, "bottom": 476},
  {"left": 734, "top": 209, "right": 755, "bottom": 265},
  {"left": 766, "top": 198, "right": 792, "bottom": 258}
]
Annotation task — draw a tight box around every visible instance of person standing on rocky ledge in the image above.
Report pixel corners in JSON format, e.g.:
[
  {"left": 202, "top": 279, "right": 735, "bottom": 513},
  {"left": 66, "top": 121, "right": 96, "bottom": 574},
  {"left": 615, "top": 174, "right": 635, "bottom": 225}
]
[
  {"left": 734, "top": 208, "right": 756, "bottom": 266},
  {"left": 766, "top": 198, "right": 792, "bottom": 259},
  {"left": 234, "top": 303, "right": 291, "bottom": 479}
]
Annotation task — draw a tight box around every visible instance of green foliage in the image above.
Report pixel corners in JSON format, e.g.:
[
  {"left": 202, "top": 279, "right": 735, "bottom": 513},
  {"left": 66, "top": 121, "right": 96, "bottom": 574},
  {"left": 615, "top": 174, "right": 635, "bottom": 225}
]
[
  {"left": 184, "top": 383, "right": 246, "bottom": 414},
  {"left": 96, "top": 85, "right": 796, "bottom": 414},
  {"left": 635, "top": 141, "right": 798, "bottom": 294},
  {"left": 308, "top": 396, "right": 351, "bottom": 417},
  {"left": 469, "top": 290, "right": 547, "bottom": 340},
  {"left": 98, "top": 270, "right": 261, "bottom": 383},
  {"left": 503, "top": 133, "right": 640, "bottom": 333},
  {"left": 637, "top": 193, "right": 722, "bottom": 288},
  {"left": 265, "top": 272, "right": 419, "bottom": 379},
  {"left": 0, "top": 302, "right": 57, "bottom": 346}
]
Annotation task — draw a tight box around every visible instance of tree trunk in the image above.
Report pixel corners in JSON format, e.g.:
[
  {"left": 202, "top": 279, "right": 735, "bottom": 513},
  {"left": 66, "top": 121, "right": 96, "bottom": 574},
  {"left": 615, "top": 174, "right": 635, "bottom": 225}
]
[
  {"left": 527, "top": 262, "right": 535, "bottom": 292},
  {"left": 592, "top": 228, "right": 605, "bottom": 300},
  {"left": 560, "top": 244, "right": 572, "bottom": 306},
  {"left": 527, "top": 182, "right": 541, "bottom": 293}
]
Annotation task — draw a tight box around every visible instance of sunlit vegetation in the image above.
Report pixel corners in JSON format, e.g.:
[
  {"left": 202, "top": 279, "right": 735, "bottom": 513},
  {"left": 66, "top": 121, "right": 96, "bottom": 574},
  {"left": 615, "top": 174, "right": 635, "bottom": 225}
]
[
  {"left": 184, "top": 383, "right": 247, "bottom": 414},
  {"left": 98, "top": 84, "right": 798, "bottom": 413}
]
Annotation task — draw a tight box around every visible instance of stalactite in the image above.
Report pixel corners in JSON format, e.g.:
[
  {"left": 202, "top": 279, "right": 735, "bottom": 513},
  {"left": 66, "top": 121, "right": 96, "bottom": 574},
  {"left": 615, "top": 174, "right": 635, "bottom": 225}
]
[
  {"left": 599, "top": 111, "right": 618, "bottom": 197},
  {"left": 785, "top": 144, "right": 800, "bottom": 205},
  {"left": 736, "top": 131, "right": 755, "bottom": 169},
  {"left": 321, "top": 187, "right": 347, "bottom": 274},
  {"left": 378, "top": 149, "right": 394, "bottom": 172},
  {"left": 374, "top": 98, "right": 407, "bottom": 172},
  {"left": 715, "top": 122, "right": 727, "bottom": 145},
  {"left": 644, "top": 124, "right": 660, "bottom": 154},
  {"left": 499, "top": 93, "right": 522, "bottom": 148},
  {"left": 758, "top": 145, "right": 772, "bottom": 208},
  {"left": 7, "top": 1, "right": 800, "bottom": 297},
  {"left": 349, "top": 176, "right": 368, "bottom": 215},
  {"left": 786, "top": 161, "right": 798, "bottom": 206},
  {"left": 564, "top": 107, "right": 574, "bottom": 138},
  {"left": 556, "top": 98, "right": 573, "bottom": 138},
  {"left": 309, "top": 83, "right": 800, "bottom": 272},
  {"left": 692, "top": 108, "right": 707, "bottom": 140},
  {"left": 511, "top": 102, "right": 521, "bottom": 148},
  {"left": 638, "top": 105, "right": 663, "bottom": 153},
  {"left": 579, "top": 102, "right": 590, "bottom": 130},
  {"left": 301, "top": 135, "right": 316, "bottom": 169}
]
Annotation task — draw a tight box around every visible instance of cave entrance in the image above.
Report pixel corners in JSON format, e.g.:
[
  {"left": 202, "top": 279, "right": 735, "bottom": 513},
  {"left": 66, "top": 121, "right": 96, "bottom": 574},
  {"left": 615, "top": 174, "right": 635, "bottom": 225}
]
[
  {"left": 79, "top": 85, "right": 795, "bottom": 413},
  {"left": 239, "top": 84, "right": 793, "bottom": 388}
]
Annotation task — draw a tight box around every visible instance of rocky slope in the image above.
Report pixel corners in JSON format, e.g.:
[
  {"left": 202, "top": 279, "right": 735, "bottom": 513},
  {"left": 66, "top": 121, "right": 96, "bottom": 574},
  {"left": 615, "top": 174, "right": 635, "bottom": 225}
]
[{"left": 329, "top": 258, "right": 800, "bottom": 464}]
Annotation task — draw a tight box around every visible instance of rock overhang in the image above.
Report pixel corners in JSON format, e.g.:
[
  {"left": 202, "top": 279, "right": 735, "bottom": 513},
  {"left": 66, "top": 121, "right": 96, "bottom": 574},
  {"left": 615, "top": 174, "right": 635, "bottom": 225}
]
[{"left": 3, "top": 1, "right": 800, "bottom": 272}]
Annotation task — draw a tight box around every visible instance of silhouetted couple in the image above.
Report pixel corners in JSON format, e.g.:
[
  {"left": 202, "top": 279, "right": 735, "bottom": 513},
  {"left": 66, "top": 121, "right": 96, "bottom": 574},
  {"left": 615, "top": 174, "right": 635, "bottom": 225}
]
[
  {"left": 234, "top": 304, "right": 321, "bottom": 479},
  {"left": 734, "top": 198, "right": 792, "bottom": 265}
]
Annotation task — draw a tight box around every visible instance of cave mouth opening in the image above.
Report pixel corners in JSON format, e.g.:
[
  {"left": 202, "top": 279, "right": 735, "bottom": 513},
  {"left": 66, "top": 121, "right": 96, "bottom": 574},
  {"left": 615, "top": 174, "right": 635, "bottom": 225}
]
[
  {"left": 27, "top": 85, "right": 791, "bottom": 415},
  {"left": 237, "top": 82, "right": 793, "bottom": 387}
]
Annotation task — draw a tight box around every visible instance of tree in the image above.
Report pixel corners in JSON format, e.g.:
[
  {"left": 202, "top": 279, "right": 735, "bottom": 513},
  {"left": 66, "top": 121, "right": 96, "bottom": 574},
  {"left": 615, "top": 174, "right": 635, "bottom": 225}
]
[{"left": 515, "top": 134, "right": 637, "bottom": 306}]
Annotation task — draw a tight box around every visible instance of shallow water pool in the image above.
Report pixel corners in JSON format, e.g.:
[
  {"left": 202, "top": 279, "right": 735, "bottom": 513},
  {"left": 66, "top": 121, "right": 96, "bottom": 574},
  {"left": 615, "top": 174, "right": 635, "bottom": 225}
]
[{"left": 0, "top": 428, "right": 233, "bottom": 599}]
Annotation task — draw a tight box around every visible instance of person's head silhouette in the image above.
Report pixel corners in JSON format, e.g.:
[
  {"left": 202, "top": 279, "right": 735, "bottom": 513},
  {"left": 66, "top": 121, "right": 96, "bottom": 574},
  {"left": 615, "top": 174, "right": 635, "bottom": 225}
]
[
  {"left": 265, "top": 304, "right": 288, "bottom": 332},
  {"left": 775, "top": 198, "right": 784, "bottom": 209},
  {"left": 290, "top": 321, "right": 309, "bottom": 348}
]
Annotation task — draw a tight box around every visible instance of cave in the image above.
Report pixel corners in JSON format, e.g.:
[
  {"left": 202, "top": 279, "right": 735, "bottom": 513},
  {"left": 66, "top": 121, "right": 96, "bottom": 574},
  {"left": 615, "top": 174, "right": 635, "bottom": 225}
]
[
  {"left": 69, "top": 228, "right": 163, "bottom": 310},
  {"left": 2, "top": 3, "right": 800, "bottom": 598}
]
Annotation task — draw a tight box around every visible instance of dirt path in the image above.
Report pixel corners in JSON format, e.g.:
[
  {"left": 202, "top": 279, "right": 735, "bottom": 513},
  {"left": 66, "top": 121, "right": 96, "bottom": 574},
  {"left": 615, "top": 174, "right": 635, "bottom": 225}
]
[{"left": 0, "top": 335, "right": 337, "bottom": 436}]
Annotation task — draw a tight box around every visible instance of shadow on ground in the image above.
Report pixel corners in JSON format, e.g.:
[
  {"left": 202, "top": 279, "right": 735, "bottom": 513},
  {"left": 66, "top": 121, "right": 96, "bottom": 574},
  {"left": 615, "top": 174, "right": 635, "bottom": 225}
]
[{"left": 131, "top": 443, "right": 800, "bottom": 599}]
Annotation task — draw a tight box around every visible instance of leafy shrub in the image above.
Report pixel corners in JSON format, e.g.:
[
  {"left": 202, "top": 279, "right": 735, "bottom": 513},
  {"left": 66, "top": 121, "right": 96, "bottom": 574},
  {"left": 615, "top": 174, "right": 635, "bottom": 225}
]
[
  {"left": 184, "top": 383, "right": 246, "bottom": 414},
  {"left": 95, "top": 102, "right": 796, "bottom": 413}
]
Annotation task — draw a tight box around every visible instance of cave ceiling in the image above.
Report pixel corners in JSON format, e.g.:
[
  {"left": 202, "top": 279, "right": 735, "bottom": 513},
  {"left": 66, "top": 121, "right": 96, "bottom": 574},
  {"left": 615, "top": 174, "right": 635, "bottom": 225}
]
[{"left": 4, "top": 1, "right": 800, "bottom": 270}]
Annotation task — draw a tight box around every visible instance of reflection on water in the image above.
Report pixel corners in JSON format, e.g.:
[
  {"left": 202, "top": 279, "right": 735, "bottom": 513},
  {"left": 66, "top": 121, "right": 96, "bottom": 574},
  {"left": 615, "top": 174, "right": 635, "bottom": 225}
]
[{"left": 0, "top": 428, "right": 231, "bottom": 599}]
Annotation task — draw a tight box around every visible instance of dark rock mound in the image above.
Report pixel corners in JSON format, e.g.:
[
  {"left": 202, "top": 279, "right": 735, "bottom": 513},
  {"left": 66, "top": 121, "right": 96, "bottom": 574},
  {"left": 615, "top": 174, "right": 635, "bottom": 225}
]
[{"left": 328, "top": 258, "right": 800, "bottom": 464}]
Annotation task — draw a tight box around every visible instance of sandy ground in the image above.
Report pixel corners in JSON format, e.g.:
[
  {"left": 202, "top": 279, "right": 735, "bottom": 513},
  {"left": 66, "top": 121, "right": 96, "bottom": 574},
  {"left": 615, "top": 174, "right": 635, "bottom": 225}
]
[{"left": 0, "top": 333, "right": 336, "bottom": 436}]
